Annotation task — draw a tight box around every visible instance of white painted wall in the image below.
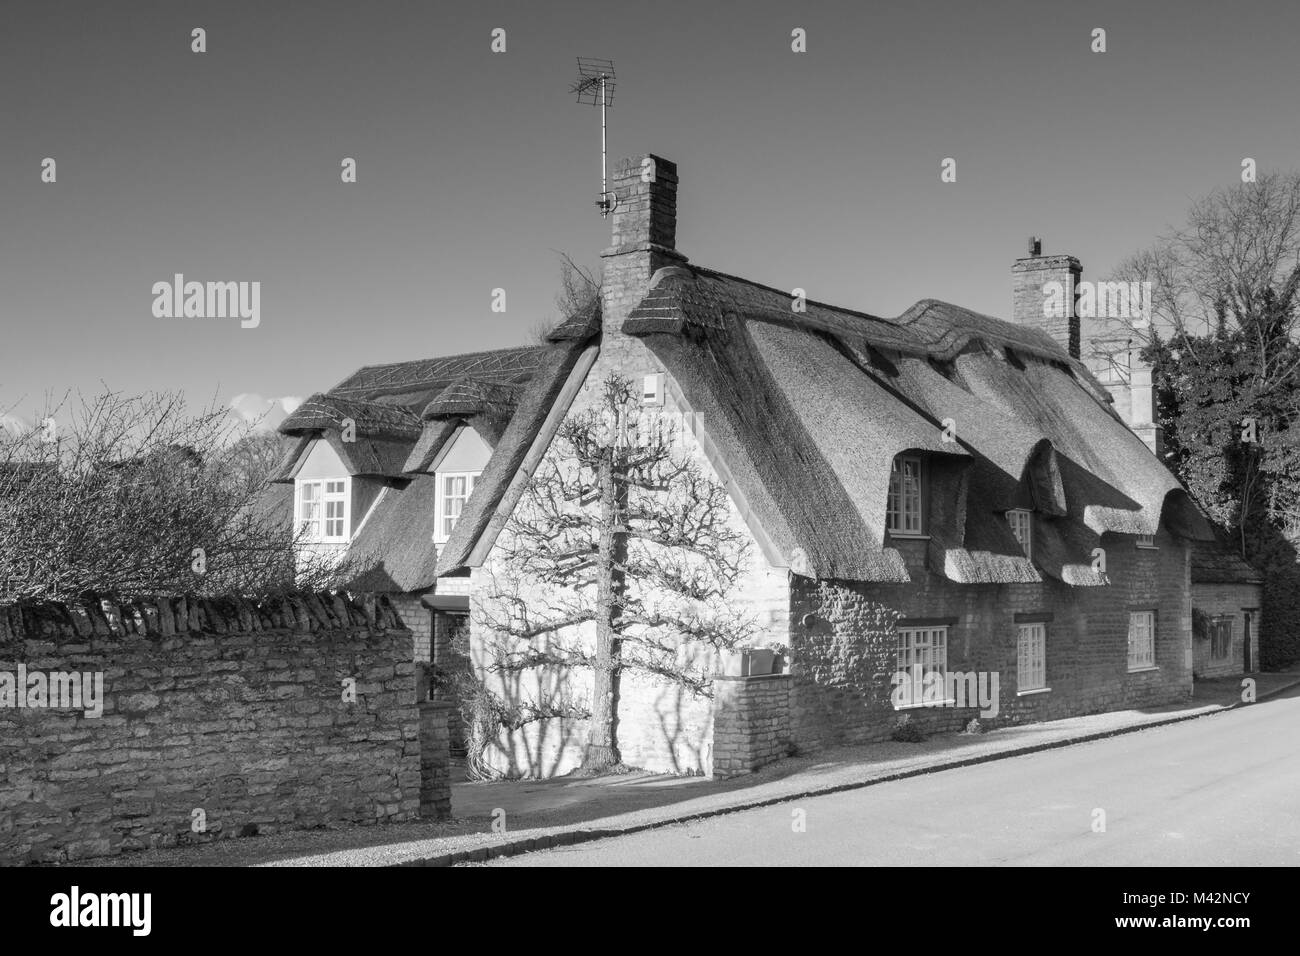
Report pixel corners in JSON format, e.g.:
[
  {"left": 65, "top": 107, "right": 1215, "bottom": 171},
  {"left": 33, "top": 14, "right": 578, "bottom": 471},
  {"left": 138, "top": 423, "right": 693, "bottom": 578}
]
[
  {"left": 296, "top": 438, "right": 348, "bottom": 479},
  {"left": 432, "top": 426, "right": 491, "bottom": 474}
]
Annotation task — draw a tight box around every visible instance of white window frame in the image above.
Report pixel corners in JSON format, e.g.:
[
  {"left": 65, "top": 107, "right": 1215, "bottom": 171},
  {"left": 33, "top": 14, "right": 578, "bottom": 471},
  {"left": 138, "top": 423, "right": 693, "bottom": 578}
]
[
  {"left": 1127, "top": 610, "right": 1156, "bottom": 671},
  {"left": 886, "top": 455, "right": 925, "bottom": 537},
  {"left": 1017, "top": 622, "right": 1048, "bottom": 693},
  {"left": 1135, "top": 533, "right": 1157, "bottom": 549},
  {"left": 1007, "top": 509, "right": 1033, "bottom": 559},
  {"left": 895, "top": 625, "right": 948, "bottom": 707},
  {"left": 296, "top": 477, "right": 350, "bottom": 544},
  {"left": 434, "top": 471, "right": 479, "bottom": 543}
]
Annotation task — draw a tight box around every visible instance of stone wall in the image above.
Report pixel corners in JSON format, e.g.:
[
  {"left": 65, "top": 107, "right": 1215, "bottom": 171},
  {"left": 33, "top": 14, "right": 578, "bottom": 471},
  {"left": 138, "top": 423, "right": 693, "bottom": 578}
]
[
  {"left": 430, "top": 609, "right": 469, "bottom": 753},
  {"left": 418, "top": 701, "right": 452, "bottom": 818},
  {"left": 1192, "top": 583, "right": 1262, "bottom": 678},
  {"left": 788, "top": 525, "right": 1194, "bottom": 751},
  {"left": 0, "top": 591, "right": 445, "bottom": 865},
  {"left": 712, "top": 675, "right": 793, "bottom": 776},
  {"left": 389, "top": 592, "right": 432, "bottom": 663}
]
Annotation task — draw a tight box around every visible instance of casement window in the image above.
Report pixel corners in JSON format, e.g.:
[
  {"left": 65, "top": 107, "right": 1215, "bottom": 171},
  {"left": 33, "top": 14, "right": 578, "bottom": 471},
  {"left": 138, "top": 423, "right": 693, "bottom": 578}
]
[
  {"left": 1017, "top": 622, "right": 1048, "bottom": 692},
  {"left": 1209, "top": 616, "right": 1232, "bottom": 660},
  {"left": 435, "top": 472, "right": 478, "bottom": 543},
  {"left": 1007, "top": 509, "right": 1033, "bottom": 559},
  {"left": 886, "top": 455, "right": 925, "bottom": 536},
  {"left": 1127, "top": 610, "right": 1156, "bottom": 671},
  {"left": 297, "top": 478, "right": 350, "bottom": 543},
  {"left": 1135, "top": 534, "right": 1157, "bottom": 549},
  {"left": 895, "top": 625, "right": 948, "bottom": 705}
]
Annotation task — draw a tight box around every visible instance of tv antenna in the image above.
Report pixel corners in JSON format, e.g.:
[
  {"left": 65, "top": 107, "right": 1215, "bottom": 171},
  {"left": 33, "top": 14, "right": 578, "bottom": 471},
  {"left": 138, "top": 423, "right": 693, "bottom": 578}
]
[{"left": 570, "top": 57, "right": 616, "bottom": 217}]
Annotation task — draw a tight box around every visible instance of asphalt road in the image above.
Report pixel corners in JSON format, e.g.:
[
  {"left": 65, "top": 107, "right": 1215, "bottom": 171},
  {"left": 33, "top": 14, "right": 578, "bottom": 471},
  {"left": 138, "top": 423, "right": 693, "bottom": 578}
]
[{"left": 494, "top": 685, "right": 1300, "bottom": 866}]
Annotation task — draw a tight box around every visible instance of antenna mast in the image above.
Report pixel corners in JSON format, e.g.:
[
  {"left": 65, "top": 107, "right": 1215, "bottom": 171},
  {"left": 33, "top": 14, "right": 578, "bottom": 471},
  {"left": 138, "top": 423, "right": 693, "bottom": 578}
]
[{"left": 571, "top": 57, "right": 617, "bottom": 217}]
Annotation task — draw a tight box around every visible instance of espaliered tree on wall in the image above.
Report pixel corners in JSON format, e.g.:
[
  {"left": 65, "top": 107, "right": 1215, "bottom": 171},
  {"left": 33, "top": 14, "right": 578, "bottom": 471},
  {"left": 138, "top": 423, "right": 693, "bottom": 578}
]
[
  {"left": 474, "top": 374, "right": 755, "bottom": 773},
  {"left": 1110, "top": 172, "right": 1300, "bottom": 667}
]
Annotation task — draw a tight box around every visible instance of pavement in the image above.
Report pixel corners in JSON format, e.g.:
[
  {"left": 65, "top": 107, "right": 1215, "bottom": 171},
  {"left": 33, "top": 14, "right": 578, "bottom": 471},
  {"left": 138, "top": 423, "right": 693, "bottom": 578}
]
[
  {"left": 74, "top": 668, "right": 1300, "bottom": 867},
  {"left": 497, "top": 681, "right": 1300, "bottom": 866}
]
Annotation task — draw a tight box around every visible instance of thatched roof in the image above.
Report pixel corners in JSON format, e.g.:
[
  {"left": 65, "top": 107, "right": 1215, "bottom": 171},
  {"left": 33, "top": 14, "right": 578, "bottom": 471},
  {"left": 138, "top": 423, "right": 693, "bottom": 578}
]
[
  {"left": 270, "top": 345, "right": 560, "bottom": 592},
  {"left": 331, "top": 346, "right": 544, "bottom": 409},
  {"left": 273, "top": 253, "right": 1215, "bottom": 591},
  {"left": 342, "top": 477, "right": 441, "bottom": 593},
  {"left": 400, "top": 419, "right": 461, "bottom": 476},
  {"left": 440, "top": 262, "right": 1212, "bottom": 585},
  {"left": 433, "top": 337, "right": 600, "bottom": 577},
  {"left": 544, "top": 306, "right": 601, "bottom": 343},
  {"left": 421, "top": 379, "right": 522, "bottom": 421},
  {"left": 394, "top": 378, "right": 525, "bottom": 476},
  {"left": 279, "top": 394, "right": 423, "bottom": 441}
]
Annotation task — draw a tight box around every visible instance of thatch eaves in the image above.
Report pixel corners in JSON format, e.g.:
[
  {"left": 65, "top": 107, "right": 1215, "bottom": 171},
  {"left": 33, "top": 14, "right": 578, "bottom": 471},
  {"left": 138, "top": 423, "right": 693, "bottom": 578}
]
[
  {"left": 421, "top": 379, "right": 522, "bottom": 421},
  {"left": 1033, "top": 517, "right": 1110, "bottom": 587},
  {"left": 279, "top": 393, "right": 423, "bottom": 442},
  {"left": 545, "top": 305, "right": 601, "bottom": 343},
  {"left": 400, "top": 419, "right": 460, "bottom": 476},
  {"left": 267, "top": 435, "right": 313, "bottom": 484}
]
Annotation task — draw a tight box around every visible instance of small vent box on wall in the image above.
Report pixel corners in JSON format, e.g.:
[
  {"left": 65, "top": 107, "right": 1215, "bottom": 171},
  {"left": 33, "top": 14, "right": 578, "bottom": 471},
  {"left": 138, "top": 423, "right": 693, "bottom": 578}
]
[{"left": 642, "top": 373, "right": 665, "bottom": 406}]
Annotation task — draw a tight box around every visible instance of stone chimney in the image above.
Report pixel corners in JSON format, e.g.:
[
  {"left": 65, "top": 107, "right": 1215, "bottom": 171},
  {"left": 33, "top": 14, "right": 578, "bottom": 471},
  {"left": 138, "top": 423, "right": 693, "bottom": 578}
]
[
  {"left": 600, "top": 155, "right": 687, "bottom": 348},
  {"left": 1010, "top": 237, "right": 1082, "bottom": 359},
  {"left": 1128, "top": 350, "right": 1166, "bottom": 457}
]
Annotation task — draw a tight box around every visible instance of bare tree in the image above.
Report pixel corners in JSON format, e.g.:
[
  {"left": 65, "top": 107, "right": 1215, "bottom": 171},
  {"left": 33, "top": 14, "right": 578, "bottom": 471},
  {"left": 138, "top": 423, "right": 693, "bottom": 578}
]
[
  {"left": 474, "top": 374, "right": 756, "bottom": 773},
  {"left": 0, "top": 390, "right": 346, "bottom": 600},
  {"left": 527, "top": 253, "right": 601, "bottom": 344},
  {"left": 1108, "top": 172, "right": 1300, "bottom": 350}
]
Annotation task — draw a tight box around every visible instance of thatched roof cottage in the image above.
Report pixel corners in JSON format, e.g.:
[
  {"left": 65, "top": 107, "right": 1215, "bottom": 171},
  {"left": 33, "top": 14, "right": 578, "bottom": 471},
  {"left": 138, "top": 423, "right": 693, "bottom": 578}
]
[{"left": 275, "top": 152, "right": 1259, "bottom": 777}]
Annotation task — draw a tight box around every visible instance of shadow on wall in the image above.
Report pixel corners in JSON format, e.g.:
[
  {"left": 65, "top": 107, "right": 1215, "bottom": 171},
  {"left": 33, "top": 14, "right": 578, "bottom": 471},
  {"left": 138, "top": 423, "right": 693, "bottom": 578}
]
[
  {"left": 492, "top": 663, "right": 587, "bottom": 779},
  {"left": 651, "top": 681, "right": 712, "bottom": 775},
  {"left": 468, "top": 626, "right": 716, "bottom": 778}
]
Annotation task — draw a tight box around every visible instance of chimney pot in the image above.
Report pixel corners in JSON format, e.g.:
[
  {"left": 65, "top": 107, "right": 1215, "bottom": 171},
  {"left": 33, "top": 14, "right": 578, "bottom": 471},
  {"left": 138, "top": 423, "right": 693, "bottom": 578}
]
[{"left": 1029, "top": 236, "right": 1042, "bottom": 257}]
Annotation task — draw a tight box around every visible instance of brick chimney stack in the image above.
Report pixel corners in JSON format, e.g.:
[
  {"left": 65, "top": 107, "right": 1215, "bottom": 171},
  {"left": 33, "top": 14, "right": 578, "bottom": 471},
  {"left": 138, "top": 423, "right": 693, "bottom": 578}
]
[
  {"left": 1011, "top": 237, "right": 1082, "bottom": 359},
  {"left": 600, "top": 155, "right": 687, "bottom": 347}
]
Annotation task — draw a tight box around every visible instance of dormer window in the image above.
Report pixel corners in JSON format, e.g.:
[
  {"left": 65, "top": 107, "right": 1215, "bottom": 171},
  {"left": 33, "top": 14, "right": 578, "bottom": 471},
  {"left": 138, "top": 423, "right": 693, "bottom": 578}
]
[
  {"left": 297, "top": 478, "right": 350, "bottom": 543},
  {"left": 1007, "top": 508, "right": 1033, "bottom": 559},
  {"left": 1135, "top": 533, "right": 1157, "bottom": 549},
  {"left": 886, "top": 455, "right": 925, "bottom": 536},
  {"left": 435, "top": 472, "right": 478, "bottom": 543}
]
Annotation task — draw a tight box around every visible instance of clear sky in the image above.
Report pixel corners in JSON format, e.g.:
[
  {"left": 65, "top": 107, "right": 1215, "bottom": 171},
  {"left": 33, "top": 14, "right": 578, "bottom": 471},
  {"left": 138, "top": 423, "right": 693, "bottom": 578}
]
[{"left": 3, "top": 0, "right": 1298, "bottom": 428}]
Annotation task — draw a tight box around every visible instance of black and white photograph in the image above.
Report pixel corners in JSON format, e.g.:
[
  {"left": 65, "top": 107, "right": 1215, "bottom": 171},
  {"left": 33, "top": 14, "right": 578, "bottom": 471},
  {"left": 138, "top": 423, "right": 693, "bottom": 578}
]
[{"left": 1, "top": 0, "right": 1295, "bottom": 930}]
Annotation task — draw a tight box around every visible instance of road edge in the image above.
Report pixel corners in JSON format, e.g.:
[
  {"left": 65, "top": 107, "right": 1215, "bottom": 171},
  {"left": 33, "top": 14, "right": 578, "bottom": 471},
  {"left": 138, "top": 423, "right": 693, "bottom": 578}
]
[{"left": 399, "top": 674, "right": 1300, "bottom": 867}]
